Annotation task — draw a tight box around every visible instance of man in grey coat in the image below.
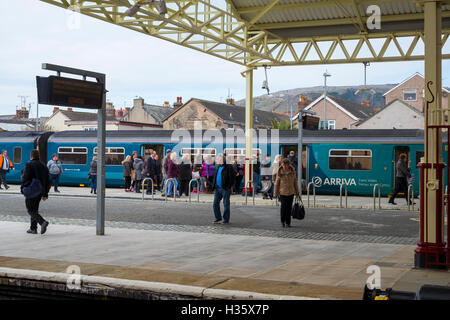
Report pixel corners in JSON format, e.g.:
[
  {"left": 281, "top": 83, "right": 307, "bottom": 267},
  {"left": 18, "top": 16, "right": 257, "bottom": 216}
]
[
  {"left": 389, "top": 153, "right": 413, "bottom": 205},
  {"left": 47, "top": 154, "right": 62, "bottom": 193}
]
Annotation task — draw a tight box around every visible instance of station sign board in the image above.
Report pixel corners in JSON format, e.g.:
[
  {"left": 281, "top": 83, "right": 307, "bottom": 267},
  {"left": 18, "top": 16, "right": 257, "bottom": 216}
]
[{"left": 36, "top": 75, "right": 104, "bottom": 109}]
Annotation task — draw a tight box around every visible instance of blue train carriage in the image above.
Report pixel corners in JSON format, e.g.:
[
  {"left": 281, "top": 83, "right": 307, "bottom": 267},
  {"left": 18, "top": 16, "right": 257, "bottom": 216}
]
[
  {"left": 47, "top": 130, "right": 184, "bottom": 188},
  {"left": 303, "top": 129, "right": 427, "bottom": 197},
  {"left": 0, "top": 131, "right": 52, "bottom": 184}
]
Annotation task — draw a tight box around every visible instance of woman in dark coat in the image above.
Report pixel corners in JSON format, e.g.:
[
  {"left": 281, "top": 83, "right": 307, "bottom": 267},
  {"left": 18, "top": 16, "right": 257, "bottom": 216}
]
[
  {"left": 122, "top": 155, "right": 132, "bottom": 192},
  {"left": 178, "top": 154, "right": 192, "bottom": 197},
  {"left": 89, "top": 156, "right": 97, "bottom": 194}
]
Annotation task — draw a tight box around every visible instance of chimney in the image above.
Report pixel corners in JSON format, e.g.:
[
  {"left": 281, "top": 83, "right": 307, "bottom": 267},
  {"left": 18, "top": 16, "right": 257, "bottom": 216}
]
[
  {"left": 298, "top": 95, "right": 311, "bottom": 110},
  {"left": 53, "top": 107, "right": 59, "bottom": 114},
  {"left": 15, "top": 107, "right": 29, "bottom": 119},
  {"left": 173, "top": 96, "right": 183, "bottom": 109},
  {"left": 133, "top": 97, "right": 144, "bottom": 108},
  {"left": 67, "top": 107, "right": 73, "bottom": 112},
  {"left": 163, "top": 101, "right": 170, "bottom": 108},
  {"left": 125, "top": 107, "right": 131, "bottom": 113},
  {"left": 226, "top": 98, "right": 235, "bottom": 105},
  {"left": 106, "top": 102, "right": 115, "bottom": 117},
  {"left": 117, "top": 108, "right": 124, "bottom": 118}
]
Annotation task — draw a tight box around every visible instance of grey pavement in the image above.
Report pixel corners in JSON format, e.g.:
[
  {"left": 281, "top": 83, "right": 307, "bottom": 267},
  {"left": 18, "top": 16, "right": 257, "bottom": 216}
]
[{"left": 1, "top": 184, "right": 418, "bottom": 211}]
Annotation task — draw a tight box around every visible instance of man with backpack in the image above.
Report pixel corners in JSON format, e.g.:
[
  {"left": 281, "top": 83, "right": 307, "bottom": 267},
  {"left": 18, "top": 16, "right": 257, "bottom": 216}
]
[{"left": 21, "top": 149, "right": 51, "bottom": 234}]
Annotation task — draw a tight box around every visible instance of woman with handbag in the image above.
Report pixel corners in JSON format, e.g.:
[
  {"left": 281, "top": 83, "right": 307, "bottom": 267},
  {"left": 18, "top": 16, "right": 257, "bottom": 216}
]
[
  {"left": 122, "top": 155, "right": 132, "bottom": 192},
  {"left": 273, "top": 158, "right": 299, "bottom": 228}
]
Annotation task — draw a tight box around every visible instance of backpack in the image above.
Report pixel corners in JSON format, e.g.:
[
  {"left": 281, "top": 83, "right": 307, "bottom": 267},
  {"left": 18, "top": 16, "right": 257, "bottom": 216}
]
[{"left": 23, "top": 163, "right": 43, "bottom": 199}]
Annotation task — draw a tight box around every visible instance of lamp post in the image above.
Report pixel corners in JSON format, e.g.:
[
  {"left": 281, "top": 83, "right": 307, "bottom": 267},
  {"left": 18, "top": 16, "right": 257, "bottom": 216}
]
[{"left": 322, "top": 71, "right": 331, "bottom": 129}]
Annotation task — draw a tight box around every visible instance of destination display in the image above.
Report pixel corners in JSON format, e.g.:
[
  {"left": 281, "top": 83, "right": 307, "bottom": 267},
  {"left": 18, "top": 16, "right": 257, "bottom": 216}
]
[{"left": 36, "top": 75, "right": 104, "bottom": 109}]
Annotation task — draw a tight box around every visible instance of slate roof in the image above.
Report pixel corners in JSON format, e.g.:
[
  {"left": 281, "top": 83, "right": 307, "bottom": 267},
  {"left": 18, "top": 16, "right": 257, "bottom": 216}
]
[
  {"left": 329, "top": 95, "right": 376, "bottom": 120},
  {"left": 141, "top": 104, "right": 173, "bottom": 125},
  {"left": 171, "top": 98, "right": 289, "bottom": 127},
  {"left": 59, "top": 110, "right": 116, "bottom": 121}
]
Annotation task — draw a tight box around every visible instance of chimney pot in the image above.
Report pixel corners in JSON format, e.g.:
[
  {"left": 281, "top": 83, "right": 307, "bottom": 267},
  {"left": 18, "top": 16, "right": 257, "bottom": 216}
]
[
  {"left": 53, "top": 107, "right": 59, "bottom": 114},
  {"left": 67, "top": 107, "right": 73, "bottom": 112}
]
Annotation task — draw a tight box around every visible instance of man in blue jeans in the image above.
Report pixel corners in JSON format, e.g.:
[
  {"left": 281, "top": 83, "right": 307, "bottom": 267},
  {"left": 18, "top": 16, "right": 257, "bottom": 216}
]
[{"left": 212, "top": 154, "right": 235, "bottom": 224}]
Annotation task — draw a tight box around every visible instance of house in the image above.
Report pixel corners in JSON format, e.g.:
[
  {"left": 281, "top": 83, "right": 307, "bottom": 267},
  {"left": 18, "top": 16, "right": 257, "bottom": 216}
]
[
  {"left": 383, "top": 72, "right": 449, "bottom": 112},
  {"left": 121, "top": 97, "right": 174, "bottom": 126},
  {"left": 355, "top": 99, "right": 424, "bottom": 129},
  {"left": 44, "top": 104, "right": 163, "bottom": 131},
  {"left": 293, "top": 94, "right": 375, "bottom": 129},
  {"left": 162, "top": 98, "right": 289, "bottom": 130},
  {"left": 0, "top": 119, "right": 34, "bottom": 131}
]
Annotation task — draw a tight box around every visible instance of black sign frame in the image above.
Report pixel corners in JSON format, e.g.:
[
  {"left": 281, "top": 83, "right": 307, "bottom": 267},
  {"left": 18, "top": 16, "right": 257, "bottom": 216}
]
[{"left": 36, "top": 75, "right": 104, "bottom": 110}]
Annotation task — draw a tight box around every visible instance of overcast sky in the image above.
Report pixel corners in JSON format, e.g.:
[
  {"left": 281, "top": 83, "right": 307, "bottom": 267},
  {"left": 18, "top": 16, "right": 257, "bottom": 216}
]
[{"left": 1, "top": 0, "right": 450, "bottom": 117}]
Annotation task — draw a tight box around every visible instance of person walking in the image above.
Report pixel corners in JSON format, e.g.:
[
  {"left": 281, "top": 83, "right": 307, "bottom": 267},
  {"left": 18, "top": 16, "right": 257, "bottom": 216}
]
[
  {"left": 20, "top": 149, "right": 50, "bottom": 234},
  {"left": 389, "top": 153, "right": 413, "bottom": 205},
  {"left": 253, "top": 155, "right": 261, "bottom": 193},
  {"left": 154, "top": 153, "right": 162, "bottom": 191},
  {"left": 89, "top": 156, "right": 97, "bottom": 194},
  {"left": 205, "top": 155, "right": 216, "bottom": 193},
  {"left": 133, "top": 155, "right": 145, "bottom": 193},
  {"left": 47, "top": 154, "right": 62, "bottom": 193},
  {"left": 161, "top": 149, "right": 171, "bottom": 195},
  {"left": 287, "top": 151, "right": 298, "bottom": 172},
  {"left": 233, "top": 156, "right": 244, "bottom": 195},
  {"left": 178, "top": 154, "right": 192, "bottom": 197},
  {"left": 130, "top": 151, "right": 138, "bottom": 192},
  {"left": 122, "top": 155, "right": 132, "bottom": 192},
  {"left": 0, "top": 149, "right": 14, "bottom": 190},
  {"left": 192, "top": 154, "right": 202, "bottom": 194},
  {"left": 212, "top": 154, "right": 235, "bottom": 224},
  {"left": 167, "top": 152, "right": 179, "bottom": 197},
  {"left": 145, "top": 151, "right": 156, "bottom": 195},
  {"left": 274, "top": 158, "right": 299, "bottom": 228}
]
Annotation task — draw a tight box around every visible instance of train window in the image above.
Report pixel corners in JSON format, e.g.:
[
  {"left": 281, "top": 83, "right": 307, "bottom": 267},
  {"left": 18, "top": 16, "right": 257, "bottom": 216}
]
[
  {"left": 93, "top": 147, "right": 125, "bottom": 165},
  {"left": 13, "top": 147, "right": 21, "bottom": 164},
  {"left": 224, "top": 148, "right": 261, "bottom": 157},
  {"left": 58, "top": 147, "right": 88, "bottom": 165},
  {"left": 329, "top": 149, "right": 372, "bottom": 170}
]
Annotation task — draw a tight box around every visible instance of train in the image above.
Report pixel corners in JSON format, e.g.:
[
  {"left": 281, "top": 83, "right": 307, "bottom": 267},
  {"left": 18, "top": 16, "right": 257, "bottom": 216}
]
[{"left": 1, "top": 128, "right": 444, "bottom": 197}]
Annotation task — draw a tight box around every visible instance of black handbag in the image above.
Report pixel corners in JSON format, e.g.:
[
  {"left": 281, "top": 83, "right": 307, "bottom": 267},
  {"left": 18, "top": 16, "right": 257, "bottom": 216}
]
[
  {"left": 291, "top": 196, "right": 306, "bottom": 220},
  {"left": 22, "top": 163, "right": 43, "bottom": 199}
]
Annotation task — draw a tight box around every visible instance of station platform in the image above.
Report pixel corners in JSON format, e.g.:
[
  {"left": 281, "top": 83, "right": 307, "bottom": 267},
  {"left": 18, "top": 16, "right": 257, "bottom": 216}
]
[
  {"left": 2, "top": 184, "right": 418, "bottom": 211},
  {"left": 0, "top": 219, "right": 448, "bottom": 300}
]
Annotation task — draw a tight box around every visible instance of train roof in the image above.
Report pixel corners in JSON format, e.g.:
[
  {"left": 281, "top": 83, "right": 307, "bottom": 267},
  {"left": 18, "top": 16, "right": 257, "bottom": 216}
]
[
  {"left": 46, "top": 129, "right": 425, "bottom": 138},
  {"left": 0, "top": 131, "right": 47, "bottom": 138}
]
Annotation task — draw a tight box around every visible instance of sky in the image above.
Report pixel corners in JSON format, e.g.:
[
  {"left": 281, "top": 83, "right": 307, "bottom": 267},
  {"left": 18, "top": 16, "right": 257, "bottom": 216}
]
[{"left": 1, "top": 0, "right": 450, "bottom": 117}]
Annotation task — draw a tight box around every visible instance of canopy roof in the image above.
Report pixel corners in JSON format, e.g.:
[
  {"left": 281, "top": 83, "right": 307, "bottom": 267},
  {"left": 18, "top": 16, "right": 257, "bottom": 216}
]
[{"left": 41, "top": 0, "right": 450, "bottom": 66}]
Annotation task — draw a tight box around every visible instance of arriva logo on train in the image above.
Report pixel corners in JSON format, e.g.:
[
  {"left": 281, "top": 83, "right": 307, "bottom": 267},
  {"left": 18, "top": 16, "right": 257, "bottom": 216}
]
[{"left": 312, "top": 176, "right": 357, "bottom": 188}]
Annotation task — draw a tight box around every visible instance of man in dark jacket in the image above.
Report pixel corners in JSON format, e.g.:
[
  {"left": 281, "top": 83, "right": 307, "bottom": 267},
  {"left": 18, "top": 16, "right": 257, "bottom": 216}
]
[
  {"left": 287, "top": 151, "right": 298, "bottom": 172},
  {"left": 389, "top": 153, "right": 413, "bottom": 205},
  {"left": 21, "top": 149, "right": 51, "bottom": 234},
  {"left": 212, "top": 154, "right": 235, "bottom": 224},
  {"left": 145, "top": 151, "right": 156, "bottom": 194}
]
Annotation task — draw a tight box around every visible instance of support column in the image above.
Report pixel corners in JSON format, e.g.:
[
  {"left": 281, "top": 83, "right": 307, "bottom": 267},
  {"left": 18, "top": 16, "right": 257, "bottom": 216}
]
[
  {"left": 244, "top": 67, "right": 254, "bottom": 193},
  {"left": 96, "top": 81, "right": 106, "bottom": 236},
  {"left": 415, "top": 0, "right": 446, "bottom": 268}
]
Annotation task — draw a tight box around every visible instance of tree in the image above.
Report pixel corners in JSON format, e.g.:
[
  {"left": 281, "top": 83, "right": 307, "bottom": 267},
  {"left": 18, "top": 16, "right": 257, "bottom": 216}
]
[{"left": 271, "top": 119, "right": 297, "bottom": 130}]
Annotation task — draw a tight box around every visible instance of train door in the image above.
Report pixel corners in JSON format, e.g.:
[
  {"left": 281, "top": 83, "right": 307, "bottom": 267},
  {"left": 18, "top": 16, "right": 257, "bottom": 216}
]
[
  {"left": 142, "top": 145, "right": 164, "bottom": 161},
  {"left": 281, "top": 145, "right": 308, "bottom": 182},
  {"left": 393, "top": 146, "right": 410, "bottom": 192}
]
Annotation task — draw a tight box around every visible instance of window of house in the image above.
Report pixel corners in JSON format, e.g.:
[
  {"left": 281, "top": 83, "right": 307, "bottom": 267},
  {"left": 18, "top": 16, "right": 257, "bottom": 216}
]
[
  {"left": 403, "top": 89, "right": 417, "bottom": 101},
  {"left": 13, "top": 147, "right": 21, "bottom": 164},
  {"left": 94, "top": 147, "right": 125, "bottom": 165},
  {"left": 328, "top": 120, "right": 336, "bottom": 130},
  {"left": 58, "top": 147, "right": 88, "bottom": 165},
  {"left": 329, "top": 149, "right": 372, "bottom": 170}
]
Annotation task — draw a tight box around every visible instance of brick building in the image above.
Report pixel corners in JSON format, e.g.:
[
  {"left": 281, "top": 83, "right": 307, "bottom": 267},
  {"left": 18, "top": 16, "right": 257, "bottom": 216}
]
[{"left": 383, "top": 72, "right": 449, "bottom": 112}]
